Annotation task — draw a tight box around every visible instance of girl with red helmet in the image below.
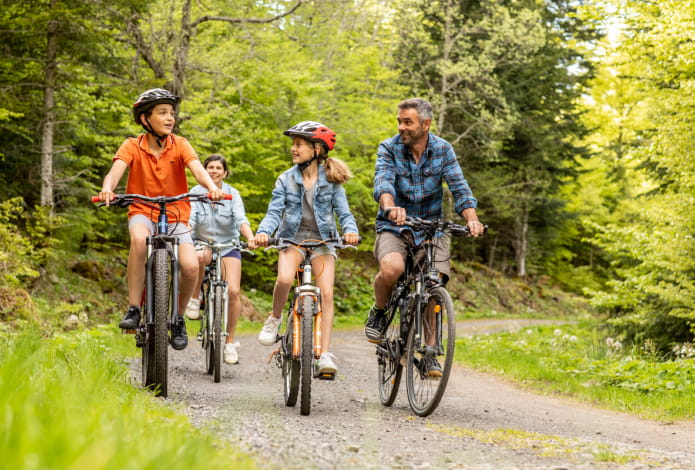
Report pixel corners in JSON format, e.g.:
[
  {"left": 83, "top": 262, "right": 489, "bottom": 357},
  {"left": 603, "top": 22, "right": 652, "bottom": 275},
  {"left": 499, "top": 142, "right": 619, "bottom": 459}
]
[{"left": 255, "top": 121, "right": 359, "bottom": 378}]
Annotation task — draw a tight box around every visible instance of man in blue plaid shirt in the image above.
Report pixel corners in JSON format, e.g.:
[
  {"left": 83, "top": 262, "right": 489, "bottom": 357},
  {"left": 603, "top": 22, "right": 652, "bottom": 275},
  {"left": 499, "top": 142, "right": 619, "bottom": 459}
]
[{"left": 365, "top": 99, "right": 485, "bottom": 363}]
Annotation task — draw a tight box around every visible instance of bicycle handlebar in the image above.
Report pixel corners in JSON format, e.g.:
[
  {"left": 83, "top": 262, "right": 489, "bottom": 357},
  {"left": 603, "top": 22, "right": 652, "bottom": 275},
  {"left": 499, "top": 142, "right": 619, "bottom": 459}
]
[
  {"left": 91, "top": 192, "right": 232, "bottom": 206},
  {"left": 265, "top": 237, "right": 360, "bottom": 252},
  {"left": 382, "top": 208, "right": 487, "bottom": 237},
  {"left": 194, "top": 239, "right": 253, "bottom": 256}
]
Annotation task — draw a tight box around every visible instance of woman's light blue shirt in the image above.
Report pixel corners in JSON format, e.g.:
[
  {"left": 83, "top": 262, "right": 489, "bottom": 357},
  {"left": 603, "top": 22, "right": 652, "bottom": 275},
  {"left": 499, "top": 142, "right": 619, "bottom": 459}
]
[{"left": 189, "top": 182, "right": 249, "bottom": 255}]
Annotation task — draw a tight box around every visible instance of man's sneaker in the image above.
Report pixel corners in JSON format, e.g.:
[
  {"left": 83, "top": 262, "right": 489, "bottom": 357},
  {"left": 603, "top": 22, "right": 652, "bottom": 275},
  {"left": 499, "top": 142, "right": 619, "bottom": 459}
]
[
  {"left": 421, "top": 356, "right": 443, "bottom": 378},
  {"left": 258, "top": 315, "right": 282, "bottom": 346},
  {"left": 119, "top": 306, "right": 140, "bottom": 330},
  {"left": 170, "top": 318, "right": 188, "bottom": 350},
  {"left": 316, "top": 352, "right": 337, "bottom": 378},
  {"left": 184, "top": 297, "right": 200, "bottom": 320},
  {"left": 364, "top": 305, "right": 387, "bottom": 343},
  {"left": 224, "top": 342, "right": 240, "bottom": 364}
]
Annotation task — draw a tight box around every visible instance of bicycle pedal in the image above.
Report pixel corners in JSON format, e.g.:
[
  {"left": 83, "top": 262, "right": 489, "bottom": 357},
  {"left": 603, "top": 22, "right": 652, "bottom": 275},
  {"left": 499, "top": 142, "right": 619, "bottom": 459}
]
[
  {"left": 122, "top": 328, "right": 136, "bottom": 335},
  {"left": 318, "top": 372, "right": 336, "bottom": 380}
]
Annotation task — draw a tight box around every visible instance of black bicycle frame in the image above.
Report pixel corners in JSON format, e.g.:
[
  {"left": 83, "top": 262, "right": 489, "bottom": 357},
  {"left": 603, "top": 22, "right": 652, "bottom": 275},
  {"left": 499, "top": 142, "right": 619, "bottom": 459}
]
[{"left": 144, "top": 200, "right": 181, "bottom": 326}]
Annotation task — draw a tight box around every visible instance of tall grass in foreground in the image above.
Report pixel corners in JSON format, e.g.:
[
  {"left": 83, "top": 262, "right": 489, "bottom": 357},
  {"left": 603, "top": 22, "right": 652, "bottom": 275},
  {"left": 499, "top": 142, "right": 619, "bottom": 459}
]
[
  {"left": 0, "top": 327, "right": 255, "bottom": 470},
  {"left": 455, "top": 321, "right": 695, "bottom": 421}
]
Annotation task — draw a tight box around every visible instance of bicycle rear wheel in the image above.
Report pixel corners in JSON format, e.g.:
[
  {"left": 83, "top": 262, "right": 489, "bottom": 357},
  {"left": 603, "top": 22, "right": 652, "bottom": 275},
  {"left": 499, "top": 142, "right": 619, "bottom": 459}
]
[
  {"left": 377, "top": 296, "right": 404, "bottom": 406},
  {"left": 212, "top": 284, "right": 224, "bottom": 383},
  {"left": 282, "top": 313, "right": 300, "bottom": 407},
  {"left": 405, "top": 286, "right": 455, "bottom": 416},
  {"left": 300, "top": 296, "right": 314, "bottom": 416},
  {"left": 143, "top": 248, "right": 170, "bottom": 397}
]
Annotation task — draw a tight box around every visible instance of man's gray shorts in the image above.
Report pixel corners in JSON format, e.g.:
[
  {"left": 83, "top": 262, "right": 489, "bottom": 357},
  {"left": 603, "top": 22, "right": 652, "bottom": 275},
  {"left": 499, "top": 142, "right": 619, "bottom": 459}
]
[{"left": 374, "top": 230, "right": 451, "bottom": 279}]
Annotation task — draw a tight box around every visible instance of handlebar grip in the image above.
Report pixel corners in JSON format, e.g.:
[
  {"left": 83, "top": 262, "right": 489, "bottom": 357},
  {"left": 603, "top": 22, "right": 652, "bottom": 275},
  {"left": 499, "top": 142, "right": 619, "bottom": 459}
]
[
  {"left": 207, "top": 193, "right": 233, "bottom": 200},
  {"left": 91, "top": 196, "right": 100, "bottom": 203}
]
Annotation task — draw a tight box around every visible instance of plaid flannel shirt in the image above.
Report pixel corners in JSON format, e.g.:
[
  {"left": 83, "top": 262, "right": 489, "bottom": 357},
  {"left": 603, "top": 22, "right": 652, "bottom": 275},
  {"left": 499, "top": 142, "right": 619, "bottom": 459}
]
[{"left": 373, "top": 132, "right": 477, "bottom": 245}]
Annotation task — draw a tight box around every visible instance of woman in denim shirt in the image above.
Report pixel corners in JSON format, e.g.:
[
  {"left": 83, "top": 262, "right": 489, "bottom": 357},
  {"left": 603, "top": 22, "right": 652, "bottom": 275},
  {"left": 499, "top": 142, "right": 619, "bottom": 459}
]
[
  {"left": 255, "top": 121, "right": 359, "bottom": 377},
  {"left": 187, "top": 154, "right": 256, "bottom": 364}
]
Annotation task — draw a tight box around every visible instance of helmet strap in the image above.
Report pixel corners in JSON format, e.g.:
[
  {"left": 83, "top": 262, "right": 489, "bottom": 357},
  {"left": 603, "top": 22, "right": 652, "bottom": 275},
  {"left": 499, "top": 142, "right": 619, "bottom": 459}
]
[
  {"left": 298, "top": 145, "right": 322, "bottom": 172},
  {"left": 298, "top": 154, "right": 318, "bottom": 172},
  {"left": 144, "top": 116, "right": 167, "bottom": 148}
]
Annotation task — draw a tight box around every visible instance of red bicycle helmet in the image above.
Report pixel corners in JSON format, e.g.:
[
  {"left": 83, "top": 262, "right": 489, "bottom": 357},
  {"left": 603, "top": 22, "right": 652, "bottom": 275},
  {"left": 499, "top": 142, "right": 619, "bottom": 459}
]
[
  {"left": 284, "top": 121, "right": 336, "bottom": 152},
  {"left": 132, "top": 88, "right": 180, "bottom": 126}
]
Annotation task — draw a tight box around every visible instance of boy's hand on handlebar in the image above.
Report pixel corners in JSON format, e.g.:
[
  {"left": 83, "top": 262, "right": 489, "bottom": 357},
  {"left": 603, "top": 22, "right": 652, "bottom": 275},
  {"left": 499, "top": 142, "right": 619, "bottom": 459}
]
[
  {"left": 255, "top": 233, "right": 269, "bottom": 247},
  {"left": 343, "top": 232, "right": 359, "bottom": 245},
  {"left": 207, "top": 187, "right": 225, "bottom": 201},
  {"left": 98, "top": 190, "right": 115, "bottom": 207},
  {"left": 246, "top": 237, "right": 258, "bottom": 250}
]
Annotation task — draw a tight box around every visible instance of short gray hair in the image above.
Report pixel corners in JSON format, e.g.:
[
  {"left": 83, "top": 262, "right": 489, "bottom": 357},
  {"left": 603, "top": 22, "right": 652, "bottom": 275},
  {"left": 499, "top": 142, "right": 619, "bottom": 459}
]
[{"left": 398, "top": 98, "right": 433, "bottom": 122}]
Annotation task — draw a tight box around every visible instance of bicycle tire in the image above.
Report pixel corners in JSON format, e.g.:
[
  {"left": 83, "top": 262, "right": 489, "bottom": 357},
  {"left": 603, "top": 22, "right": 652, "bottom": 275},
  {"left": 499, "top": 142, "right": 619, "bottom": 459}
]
[
  {"left": 405, "top": 286, "right": 455, "bottom": 416},
  {"left": 378, "top": 293, "right": 404, "bottom": 406},
  {"left": 201, "top": 284, "right": 214, "bottom": 375},
  {"left": 283, "top": 313, "right": 299, "bottom": 407},
  {"left": 150, "top": 248, "right": 170, "bottom": 397},
  {"left": 300, "top": 296, "right": 314, "bottom": 416},
  {"left": 211, "top": 284, "right": 224, "bottom": 382}
]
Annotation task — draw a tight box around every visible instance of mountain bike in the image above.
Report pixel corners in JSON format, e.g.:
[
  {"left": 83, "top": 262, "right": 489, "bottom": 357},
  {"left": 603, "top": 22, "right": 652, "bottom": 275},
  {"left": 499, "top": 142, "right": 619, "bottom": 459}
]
[
  {"left": 269, "top": 237, "right": 356, "bottom": 416},
  {"left": 194, "top": 239, "right": 252, "bottom": 383},
  {"left": 375, "top": 215, "right": 485, "bottom": 416},
  {"left": 92, "top": 192, "right": 228, "bottom": 397}
]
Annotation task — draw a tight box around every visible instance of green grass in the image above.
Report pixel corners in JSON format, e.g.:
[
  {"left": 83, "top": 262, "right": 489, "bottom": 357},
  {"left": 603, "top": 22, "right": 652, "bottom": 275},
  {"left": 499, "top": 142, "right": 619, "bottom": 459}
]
[
  {"left": 0, "top": 327, "right": 256, "bottom": 470},
  {"left": 455, "top": 320, "right": 695, "bottom": 421}
]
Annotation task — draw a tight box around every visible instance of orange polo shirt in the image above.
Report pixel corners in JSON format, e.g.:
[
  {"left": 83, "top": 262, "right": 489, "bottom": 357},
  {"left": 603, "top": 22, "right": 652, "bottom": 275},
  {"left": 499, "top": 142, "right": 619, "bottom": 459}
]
[{"left": 114, "top": 134, "right": 199, "bottom": 223}]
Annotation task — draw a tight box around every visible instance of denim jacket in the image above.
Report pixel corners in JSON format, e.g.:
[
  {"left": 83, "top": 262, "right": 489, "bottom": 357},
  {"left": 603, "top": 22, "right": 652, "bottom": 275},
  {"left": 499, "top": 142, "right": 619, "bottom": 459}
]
[{"left": 257, "top": 165, "right": 358, "bottom": 240}]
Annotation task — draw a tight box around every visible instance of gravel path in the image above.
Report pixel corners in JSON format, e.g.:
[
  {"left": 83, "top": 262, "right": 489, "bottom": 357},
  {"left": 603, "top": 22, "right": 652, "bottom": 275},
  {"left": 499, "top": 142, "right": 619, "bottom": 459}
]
[{"left": 156, "top": 319, "right": 695, "bottom": 469}]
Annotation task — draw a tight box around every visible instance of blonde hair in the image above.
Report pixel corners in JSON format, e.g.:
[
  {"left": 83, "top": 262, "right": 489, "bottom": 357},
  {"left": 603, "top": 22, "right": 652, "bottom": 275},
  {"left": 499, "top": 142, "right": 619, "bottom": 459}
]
[{"left": 322, "top": 156, "right": 352, "bottom": 184}]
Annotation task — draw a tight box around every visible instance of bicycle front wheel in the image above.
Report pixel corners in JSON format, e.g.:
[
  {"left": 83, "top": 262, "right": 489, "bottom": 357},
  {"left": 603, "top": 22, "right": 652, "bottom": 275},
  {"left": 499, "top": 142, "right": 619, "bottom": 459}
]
[
  {"left": 283, "top": 313, "right": 300, "bottom": 407},
  {"left": 300, "top": 296, "right": 315, "bottom": 416},
  {"left": 143, "top": 248, "right": 170, "bottom": 397},
  {"left": 377, "top": 297, "right": 404, "bottom": 406},
  {"left": 405, "top": 286, "right": 455, "bottom": 416},
  {"left": 212, "top": 284, "right": 224, "bottom": 383}
]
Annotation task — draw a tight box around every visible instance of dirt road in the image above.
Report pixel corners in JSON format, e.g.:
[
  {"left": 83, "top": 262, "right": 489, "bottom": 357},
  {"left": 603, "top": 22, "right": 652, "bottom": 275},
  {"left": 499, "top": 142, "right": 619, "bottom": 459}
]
[{"left": 162, "top": 319, "right": 695, "bottom": 469}]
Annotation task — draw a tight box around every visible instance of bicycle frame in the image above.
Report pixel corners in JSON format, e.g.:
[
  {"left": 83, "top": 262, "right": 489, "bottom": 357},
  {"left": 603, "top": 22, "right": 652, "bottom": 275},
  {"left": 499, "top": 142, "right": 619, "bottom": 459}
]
[
  {"left": 92, "top": 191, "right": 229, "bottom": 397},
  {"left": 289, "top": 259, "right": 322, "bottom": 360},
  {"left": 144, "top": 200, "right": 181, "bottom": 328},
  {"left": 376, "top": 216, "right": 483, "bottom": 416}
]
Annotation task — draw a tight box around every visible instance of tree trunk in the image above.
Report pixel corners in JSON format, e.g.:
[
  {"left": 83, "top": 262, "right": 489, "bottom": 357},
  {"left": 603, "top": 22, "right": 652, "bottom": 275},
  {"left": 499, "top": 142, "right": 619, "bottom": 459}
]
[
  {"left": 40, "top": 0, "right": 58, "bottom": 211},
  {"left": 514, "top": 208, "right": 529, "bottom": 278},
  {"left": 172, "top": 0, "right": 192, "bottom": 99}
]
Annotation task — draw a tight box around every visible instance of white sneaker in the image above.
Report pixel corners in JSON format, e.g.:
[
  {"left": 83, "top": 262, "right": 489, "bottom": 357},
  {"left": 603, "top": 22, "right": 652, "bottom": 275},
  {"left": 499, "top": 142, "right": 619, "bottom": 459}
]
[
  {"left": 224, "top": 342, "right": 240, "bottom": 364},
  {"left": 184, "top": 298, "right": 200, "bottom": 320},
  {"left": 317, "top": 352, "right": 337, "bottom": 375},
  {"left": 258, "top": 315, "right": 282, "bottom": 346}
]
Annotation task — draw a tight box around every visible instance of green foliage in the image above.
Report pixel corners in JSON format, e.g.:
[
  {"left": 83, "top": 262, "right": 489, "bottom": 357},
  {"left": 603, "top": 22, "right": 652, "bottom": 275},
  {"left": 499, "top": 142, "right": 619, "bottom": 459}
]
[
  {"left": 457, "top": 321, "right": 695, "bottom": 420},
  {"left": 0, "top": 198, "right": 64, "bottom": 321},
  {"left": 570, "top": 0, "right": 695, "bottom": 349},
  {"left": 392, "top": 0, "right": 596, "bottom": 277},
  {"left": 0, "top": 328, "right": 255, "bottom": 469}
]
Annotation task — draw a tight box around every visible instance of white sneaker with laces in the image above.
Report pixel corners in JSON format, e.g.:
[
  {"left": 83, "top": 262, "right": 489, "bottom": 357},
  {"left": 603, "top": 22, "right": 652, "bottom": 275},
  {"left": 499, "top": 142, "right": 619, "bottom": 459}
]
[
  {"left": 317, "top": 352, "right": 337, "bottom": 375},
  {"left": 224, "top": 341, "right": 240, "bottom": 364},
  {"left": 185, "top": 298, "right": 200, "bottom": 320},
  {"left": 258, "top": 315, "right": 282, "bottom": 346}
]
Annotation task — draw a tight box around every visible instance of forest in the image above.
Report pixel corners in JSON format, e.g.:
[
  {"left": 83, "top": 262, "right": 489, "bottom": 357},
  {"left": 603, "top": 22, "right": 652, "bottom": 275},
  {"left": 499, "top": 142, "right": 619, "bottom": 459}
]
[{"left": 0, "top": 0, "right": 693, "bottom": 353}]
